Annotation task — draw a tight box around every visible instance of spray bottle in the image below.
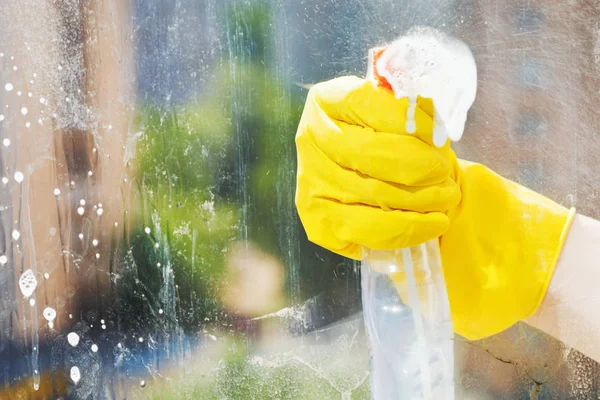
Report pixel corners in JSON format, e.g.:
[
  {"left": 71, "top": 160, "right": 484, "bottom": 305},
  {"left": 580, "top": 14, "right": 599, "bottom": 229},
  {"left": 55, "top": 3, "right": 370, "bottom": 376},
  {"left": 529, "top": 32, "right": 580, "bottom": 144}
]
[{"left": 361, "top": 26, "right": 477, "bottom": 400}]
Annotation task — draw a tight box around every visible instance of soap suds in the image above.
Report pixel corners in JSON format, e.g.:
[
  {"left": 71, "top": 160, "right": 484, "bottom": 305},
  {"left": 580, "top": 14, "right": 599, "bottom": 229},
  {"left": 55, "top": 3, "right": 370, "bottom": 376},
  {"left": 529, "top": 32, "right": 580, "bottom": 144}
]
[{"left": 374, "top": 26, "right": 477, "bottom": 147}]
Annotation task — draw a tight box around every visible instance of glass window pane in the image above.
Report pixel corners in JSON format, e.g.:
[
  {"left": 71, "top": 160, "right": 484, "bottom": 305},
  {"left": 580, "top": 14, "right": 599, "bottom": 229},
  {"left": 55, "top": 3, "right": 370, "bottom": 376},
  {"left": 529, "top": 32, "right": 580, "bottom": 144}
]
[{"left": 0, "top": 0, "right": 598, "bottom": 398}]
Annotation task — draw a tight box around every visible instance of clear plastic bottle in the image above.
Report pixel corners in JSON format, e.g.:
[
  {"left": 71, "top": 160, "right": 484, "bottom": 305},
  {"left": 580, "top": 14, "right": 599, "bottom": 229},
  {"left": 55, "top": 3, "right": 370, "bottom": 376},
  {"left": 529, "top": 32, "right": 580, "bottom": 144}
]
[
  {"left": 361, "top": 241, "right": 454, "bottom": 400},
  {"left": 361, "top": 28, "right": 476, "bottom": 399}
]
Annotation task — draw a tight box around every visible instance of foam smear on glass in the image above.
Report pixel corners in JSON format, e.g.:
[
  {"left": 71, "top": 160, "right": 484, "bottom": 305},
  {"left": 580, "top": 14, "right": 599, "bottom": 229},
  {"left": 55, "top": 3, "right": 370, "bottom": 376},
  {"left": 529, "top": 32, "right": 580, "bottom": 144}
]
[{"left": 374, "top": 26, "right": 477, "bottom": 147}]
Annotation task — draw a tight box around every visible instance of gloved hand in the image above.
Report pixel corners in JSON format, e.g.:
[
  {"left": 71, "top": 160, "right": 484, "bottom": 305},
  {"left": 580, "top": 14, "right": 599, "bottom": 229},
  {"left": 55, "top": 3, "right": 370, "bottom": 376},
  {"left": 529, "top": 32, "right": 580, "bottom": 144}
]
[{"left": 295, "top": 76, "right": 575, "bottom": 340}]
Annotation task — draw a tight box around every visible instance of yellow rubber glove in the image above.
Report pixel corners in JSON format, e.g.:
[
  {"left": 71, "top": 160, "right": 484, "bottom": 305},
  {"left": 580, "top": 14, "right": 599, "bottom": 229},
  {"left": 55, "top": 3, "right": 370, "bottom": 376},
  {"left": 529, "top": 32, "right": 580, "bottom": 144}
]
[
  {"left": 295, "top": 76, "right": 575, "bottom": 340},
  {"left": 295, "top": 76, "right": 461, "bottom": 258}
]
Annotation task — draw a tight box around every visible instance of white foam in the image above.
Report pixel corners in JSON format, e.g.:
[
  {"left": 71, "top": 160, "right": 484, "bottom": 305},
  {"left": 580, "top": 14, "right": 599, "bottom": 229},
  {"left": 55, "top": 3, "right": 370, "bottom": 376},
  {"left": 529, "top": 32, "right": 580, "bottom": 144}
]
[
  {"left": 70, "top": 366, "right": 81, "bottom": 384},
  {"left": 18, "top": 269, "right": 37, "bottom": 297},
  {"left": 67, "top": 332, "right": 80, "bottom": 347},
  {"left": 375, "top": 26, "right": 477, "bottom": 147},
  {"left": 43, "top": 307, "right": 56, "bottom": 322}
]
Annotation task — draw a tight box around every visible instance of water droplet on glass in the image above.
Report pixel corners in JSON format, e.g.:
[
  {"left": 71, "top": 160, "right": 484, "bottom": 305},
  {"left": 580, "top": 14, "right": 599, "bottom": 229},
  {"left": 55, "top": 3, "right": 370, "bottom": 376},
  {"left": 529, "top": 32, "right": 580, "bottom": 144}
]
[
  {"left": 14, "top": 171, "right": 23, "bottom": 183},
  {"left": 2, "top": 138, "right": 10, "bottom": 147},
  {"left": 91, "top": 344, "right": 98, "bottom": 352},
  {"left": 140, "top": 380, "right": 146, "bottom": 388},
  {"left": 88, "top": 171, "right": 93, "bottom": 176},
  {"left": 67, "top": 332, "right": 80, "bottom": 347},
  {"left": 92, "top": 239, "right": 98, "bottom": 247},
  {"left": 53, "top": 188, "right": 61, "bottom": 196},
  {"left": 12, "top": 230, "right": 20, "bottom": 241},
  {"left": 44, "top": 273, "right": 49, "bottom": 279},
  {"left": 29, "top": 298, "right": 35, "bottom": 306},
  {"left": 78, "top": 233, "right": 83, "bottom": 240},
  {"left": 138, "top": 337, "right": 144, "bottom": 343},
  {"left": 12, "top": 66, "right": 17, "bottom": 71},
  {"left": 101, "top": 324, "right": 106, "bottom": 330},
  {"left": 17, "top": 91, "right": 22, "bottom": 96},
  {"left": 57, "top": 65, "right": 63, "bottom": 71},
  {"left": 1, "top": 177, "right": 7, "bottom": 184},
  {"left": 158, "top": 309, "right": 163, "bottom": 315},
  {"left": 95, "top": 253, "right": 100, "bottom": 259},
  {"left": 77, "top": 207, "right": 84, "bottom": 216},
  {"left": 0, "top": 255, "right": 7, "bottom": 265},
  {"left": 69, "top": 314, "right": 73, "bottom": 319},
  {"left": 114, "top": 222, "right": 119, "bottom": 227},
  {"left": 20, "top": 107, "right": 28, "bottom": 116},
  {"left": 100, "top": 319, "right": 105, "bottom": 324},
  {"left": 154, "top": 243, "right": 159, "bottom": 249},
  {"left": 117, "top": 343, "right": 122, "bottom": 348},
  {"left": 144, "top": 227, "right": 151, "bottom": 234},
  {"left": 4, "top": 83, "right": 13, "bottom": 92},
  {"left": 39, "top": 97, "right": 46, "bottom": 105},
  {"left": 96, "top": 208, "right": 104, "bottom": 216},
  {"left": 43, "top": 307, "right": 56, "bottom": 322},
  {"left": 156, "top": 262, "right": 161, "bottom": 267},
  {"left": 70, "top": 366, "right": 81, "bottom": 384},
  {"left": 28, "top": 92, "right": 32, "bottom": 98},
  {"left": 0, "top": 115, "right": 4, "bottom": 121},
  {"left": 25, "top": 122, "right": 31, "bottom": 128},
  {"left": 79, "top": 199, "right": 86, "bottom": 206}
]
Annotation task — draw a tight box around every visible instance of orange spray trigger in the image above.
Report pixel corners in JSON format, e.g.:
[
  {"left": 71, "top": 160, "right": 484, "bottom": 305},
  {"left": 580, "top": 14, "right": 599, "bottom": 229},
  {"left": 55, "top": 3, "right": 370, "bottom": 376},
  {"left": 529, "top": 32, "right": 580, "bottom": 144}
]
[{"left": 368, "top": 47, "right": 394, "bottom": 92}]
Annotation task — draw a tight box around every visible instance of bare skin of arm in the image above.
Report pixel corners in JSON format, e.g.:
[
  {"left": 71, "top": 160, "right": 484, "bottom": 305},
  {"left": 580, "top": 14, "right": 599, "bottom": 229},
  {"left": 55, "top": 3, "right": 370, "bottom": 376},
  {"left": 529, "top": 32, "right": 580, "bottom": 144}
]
[{"left": 526, "top": 213, "right": 600, "bottom": 362}]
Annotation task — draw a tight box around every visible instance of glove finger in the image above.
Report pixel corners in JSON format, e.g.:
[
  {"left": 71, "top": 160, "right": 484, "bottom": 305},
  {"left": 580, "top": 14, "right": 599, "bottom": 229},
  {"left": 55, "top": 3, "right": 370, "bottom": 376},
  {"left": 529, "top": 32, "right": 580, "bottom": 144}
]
[
  {"left": 297, "top": 195, "right": 450, "bottom": 261},
  {"left": 309, "top": 76, "right": 441, "bottom": 147},
  {"left": 311, "top": 119, "right": 452, "bottom": 186},
  {"left": 297, "top": 138, "right": 460, "bottom": 212}
]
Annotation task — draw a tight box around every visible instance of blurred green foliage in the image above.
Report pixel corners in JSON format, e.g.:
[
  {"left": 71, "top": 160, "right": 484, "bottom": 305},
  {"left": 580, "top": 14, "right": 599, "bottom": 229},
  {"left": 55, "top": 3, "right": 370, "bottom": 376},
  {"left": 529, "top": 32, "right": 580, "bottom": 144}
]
[
  {"left": 120, "top": 0, "right": 360, "bottom": 380},
  {"left": 141, "top": 337, "right": 370, "bottom": 400}
]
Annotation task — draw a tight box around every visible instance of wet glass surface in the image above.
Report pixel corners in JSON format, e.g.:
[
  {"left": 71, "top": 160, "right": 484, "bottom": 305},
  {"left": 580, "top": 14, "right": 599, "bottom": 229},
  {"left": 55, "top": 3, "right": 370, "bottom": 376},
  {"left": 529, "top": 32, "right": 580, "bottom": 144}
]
[{"left": 0, "top": 0, "right": 599, "bottom": 398}]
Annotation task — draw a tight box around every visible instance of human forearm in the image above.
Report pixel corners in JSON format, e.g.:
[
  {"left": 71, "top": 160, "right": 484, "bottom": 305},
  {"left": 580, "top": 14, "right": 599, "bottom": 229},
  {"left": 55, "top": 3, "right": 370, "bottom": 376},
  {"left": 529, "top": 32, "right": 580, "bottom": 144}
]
[{"left": 526, "top": 213, "right": 600, "bottom": 362}]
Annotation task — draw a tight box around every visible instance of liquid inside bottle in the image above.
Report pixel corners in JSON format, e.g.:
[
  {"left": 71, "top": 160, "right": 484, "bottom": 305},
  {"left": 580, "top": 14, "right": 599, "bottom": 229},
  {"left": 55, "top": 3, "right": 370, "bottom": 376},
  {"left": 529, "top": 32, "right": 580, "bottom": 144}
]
[{"left": 362, "top": 241, "right": 454, "bottom": 400}]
